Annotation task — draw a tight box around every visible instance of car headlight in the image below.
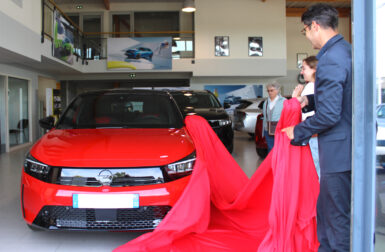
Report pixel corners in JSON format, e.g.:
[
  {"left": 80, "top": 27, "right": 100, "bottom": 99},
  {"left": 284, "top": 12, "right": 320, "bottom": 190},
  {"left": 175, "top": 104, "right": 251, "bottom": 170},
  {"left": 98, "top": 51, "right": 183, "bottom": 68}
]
[
  {"left": 166, "top": 151, "right": 196, "bottom": 176},
  {"left": 24, "top": 153, "right": 51, "bottom": 182},
  {"left": 218, "top": 119, "right": 232, "bottom": 126},
  {"left": 209, "top": 119, "right": 232, "bottom": 127}
]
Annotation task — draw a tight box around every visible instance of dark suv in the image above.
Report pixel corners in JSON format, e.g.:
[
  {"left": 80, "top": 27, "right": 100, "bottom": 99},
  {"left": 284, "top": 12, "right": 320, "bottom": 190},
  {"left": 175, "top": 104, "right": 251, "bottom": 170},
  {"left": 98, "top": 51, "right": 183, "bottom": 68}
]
[{"left": 170, "top": 90, "right": 234, "bottom": 153}]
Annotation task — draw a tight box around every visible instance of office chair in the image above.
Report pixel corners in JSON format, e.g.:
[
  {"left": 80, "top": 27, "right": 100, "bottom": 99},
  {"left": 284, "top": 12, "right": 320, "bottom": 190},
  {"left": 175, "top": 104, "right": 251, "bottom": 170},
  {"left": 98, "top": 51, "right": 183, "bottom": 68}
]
[{"left": 9, "top": 119, "right": 28, "bottom": 144}]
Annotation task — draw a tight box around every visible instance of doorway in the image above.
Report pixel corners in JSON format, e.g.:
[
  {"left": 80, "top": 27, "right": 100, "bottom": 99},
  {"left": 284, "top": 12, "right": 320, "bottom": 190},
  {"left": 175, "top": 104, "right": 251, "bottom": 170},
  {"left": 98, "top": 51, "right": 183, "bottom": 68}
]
[{"left": 8, "top": 77, "right": 29, "bottom": 147}]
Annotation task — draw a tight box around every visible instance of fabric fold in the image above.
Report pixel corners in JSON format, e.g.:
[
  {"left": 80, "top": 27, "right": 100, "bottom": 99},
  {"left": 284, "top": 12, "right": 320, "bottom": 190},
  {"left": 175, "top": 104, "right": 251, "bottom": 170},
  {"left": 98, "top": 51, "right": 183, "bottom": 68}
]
[{"left": 114, "top": 98, "right": 319, "bottom": 252}]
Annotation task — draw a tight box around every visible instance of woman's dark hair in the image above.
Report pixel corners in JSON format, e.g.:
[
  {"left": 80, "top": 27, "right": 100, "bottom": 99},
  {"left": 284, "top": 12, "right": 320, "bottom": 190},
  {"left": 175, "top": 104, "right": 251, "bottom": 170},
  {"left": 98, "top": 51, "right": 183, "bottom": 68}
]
[
  {"left": 303, "top": 56, "right": 318, "bottom": 70},
  {"left": 303, "top": 56, "right": 318, "bottom": 79},
  {"left": 301, "top": 3, "right": 339, "bottom": 30}
]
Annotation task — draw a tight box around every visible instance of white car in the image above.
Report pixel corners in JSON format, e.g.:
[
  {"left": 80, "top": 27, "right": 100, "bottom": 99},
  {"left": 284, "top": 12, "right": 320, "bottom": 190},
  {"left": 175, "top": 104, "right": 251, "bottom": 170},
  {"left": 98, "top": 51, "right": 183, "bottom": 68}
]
[
  {"left": 377, "top": 104, "right": 385, "bottom": 168},
  {"left": 233, "top": 98, "right": 266, "bottom": 135}
]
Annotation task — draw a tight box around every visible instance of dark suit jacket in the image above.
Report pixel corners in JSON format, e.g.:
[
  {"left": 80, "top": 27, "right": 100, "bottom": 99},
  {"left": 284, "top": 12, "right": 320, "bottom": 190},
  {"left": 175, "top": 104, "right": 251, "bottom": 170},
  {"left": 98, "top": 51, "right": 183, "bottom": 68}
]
[{"left": 293, "top": 34, "right": 352, "bottom": 174}]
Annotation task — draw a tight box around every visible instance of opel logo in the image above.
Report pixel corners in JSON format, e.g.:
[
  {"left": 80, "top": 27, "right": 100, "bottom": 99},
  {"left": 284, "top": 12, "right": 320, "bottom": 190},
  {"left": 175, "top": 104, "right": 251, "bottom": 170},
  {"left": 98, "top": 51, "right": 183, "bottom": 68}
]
[{"left": 97, "top": 169, "right": 113, "bottom": 185}]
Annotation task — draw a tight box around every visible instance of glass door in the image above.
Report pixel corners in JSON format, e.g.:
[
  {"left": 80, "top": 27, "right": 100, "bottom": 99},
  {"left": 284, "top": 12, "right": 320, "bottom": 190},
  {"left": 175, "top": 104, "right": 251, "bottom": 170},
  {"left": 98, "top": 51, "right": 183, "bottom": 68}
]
[
  {"left": 8, "top": 77, "right": 29, "bottom": 147},
  {"left": 0, "top": 76, "right": 5, "bottom": 153}
]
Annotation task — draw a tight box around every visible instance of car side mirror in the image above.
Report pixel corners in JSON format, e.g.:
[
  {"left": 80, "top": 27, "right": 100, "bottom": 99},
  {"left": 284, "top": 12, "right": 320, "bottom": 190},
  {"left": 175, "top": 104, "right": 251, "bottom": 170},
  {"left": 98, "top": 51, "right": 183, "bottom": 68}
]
[
  {"left": 39, "top": 116, "right": 55, "bottom": 130},
  {"left": 223, "top": 102, "right": 230, "bottom": 109}
]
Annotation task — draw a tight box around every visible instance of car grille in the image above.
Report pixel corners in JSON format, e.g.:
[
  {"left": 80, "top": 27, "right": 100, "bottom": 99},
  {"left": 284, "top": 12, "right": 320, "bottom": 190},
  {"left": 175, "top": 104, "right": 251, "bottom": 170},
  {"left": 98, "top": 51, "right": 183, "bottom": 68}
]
[
  {"left": 55, "top": 167, "right": 164, "bottom": 187},
  {"left": 33, "top": 205, "right": 171, "bottom": 230}
]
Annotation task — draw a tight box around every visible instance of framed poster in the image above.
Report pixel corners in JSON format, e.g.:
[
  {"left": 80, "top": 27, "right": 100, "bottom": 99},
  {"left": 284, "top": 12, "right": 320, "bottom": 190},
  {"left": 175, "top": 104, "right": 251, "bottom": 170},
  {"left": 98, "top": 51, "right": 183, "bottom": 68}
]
[
  {"left": 248, "top": 37, "right": 263, "bottom": 56},
  {"left": 215, "top": 36, "right": 229, "bottom": 56},
  {"left": 107, "top": 37, "right": 172, "bottom": 70},
  {"left": 297, "top": 53, "right": 308, "bottom": 69}
]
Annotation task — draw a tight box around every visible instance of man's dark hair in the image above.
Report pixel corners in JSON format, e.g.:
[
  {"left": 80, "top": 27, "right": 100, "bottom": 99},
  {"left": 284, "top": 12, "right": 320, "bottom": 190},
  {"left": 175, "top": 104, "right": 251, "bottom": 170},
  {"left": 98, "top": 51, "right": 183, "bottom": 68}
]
[{"left": 301, "top": 3, "right": 339, "bottom": 30}]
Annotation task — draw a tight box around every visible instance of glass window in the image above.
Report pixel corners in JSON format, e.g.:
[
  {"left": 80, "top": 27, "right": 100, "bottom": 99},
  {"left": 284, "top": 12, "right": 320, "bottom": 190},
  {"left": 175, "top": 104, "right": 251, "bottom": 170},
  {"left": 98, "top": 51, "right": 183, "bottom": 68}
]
[
  {"left": 8, "top": 77, "right": 29, "bottom": 147},
  {"left": 83, "top": 15, "right": 101, "bottom": 60},
  {"left": 376, "top": 1, "right": 385, "bottom": 251},
  {"left": 112, "top": 14, "right": 131, "bottom": 37},
  {"left": 134, "top": 12, "right": 179, "bottom": 37}
]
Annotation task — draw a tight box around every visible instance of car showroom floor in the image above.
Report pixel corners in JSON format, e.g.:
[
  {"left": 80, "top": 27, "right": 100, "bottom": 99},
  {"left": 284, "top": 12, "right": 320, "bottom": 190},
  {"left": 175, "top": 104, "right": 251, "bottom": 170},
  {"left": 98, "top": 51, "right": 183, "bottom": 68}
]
[{"left": 1, "top": 131, "right": 384, "bottom": 252}]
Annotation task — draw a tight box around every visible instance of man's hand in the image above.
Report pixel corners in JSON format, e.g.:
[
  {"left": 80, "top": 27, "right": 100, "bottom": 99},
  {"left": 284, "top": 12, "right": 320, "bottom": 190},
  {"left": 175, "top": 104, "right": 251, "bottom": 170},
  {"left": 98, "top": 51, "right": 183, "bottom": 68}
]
[{"left": 281, "top": 126, "right": 295, "bottom": 140}]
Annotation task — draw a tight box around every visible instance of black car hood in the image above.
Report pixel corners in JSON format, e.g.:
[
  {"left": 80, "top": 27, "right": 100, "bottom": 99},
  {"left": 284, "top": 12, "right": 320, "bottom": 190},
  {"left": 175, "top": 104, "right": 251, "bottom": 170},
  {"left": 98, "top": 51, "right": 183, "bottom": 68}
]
[{"left": 182, "top": 108, "right": 229, "bottom": 120}]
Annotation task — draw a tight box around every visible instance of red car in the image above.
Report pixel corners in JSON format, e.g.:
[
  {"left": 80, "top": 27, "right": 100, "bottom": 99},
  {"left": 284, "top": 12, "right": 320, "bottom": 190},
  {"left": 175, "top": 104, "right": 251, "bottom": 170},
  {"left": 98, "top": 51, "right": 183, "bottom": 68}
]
[
  {"left": 255, "top": 113, "right": 268, "bottom": 158},
  {"left": 21, "top": 89, "right": 195, "bottom": 231}
]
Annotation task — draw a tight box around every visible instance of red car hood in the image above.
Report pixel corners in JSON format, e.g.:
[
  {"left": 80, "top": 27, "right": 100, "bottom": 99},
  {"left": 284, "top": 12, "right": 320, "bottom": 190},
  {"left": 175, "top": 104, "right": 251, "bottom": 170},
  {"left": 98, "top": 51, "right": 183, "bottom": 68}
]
[{"left": 30, "top": 128, "right": 195, "bottom": 167}]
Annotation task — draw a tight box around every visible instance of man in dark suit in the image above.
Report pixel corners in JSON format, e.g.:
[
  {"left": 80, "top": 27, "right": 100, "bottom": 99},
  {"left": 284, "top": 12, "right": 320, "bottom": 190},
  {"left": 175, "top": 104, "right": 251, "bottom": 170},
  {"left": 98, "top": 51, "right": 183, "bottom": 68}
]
[{"left": 282, "top": 4, "right": 352, "bottom": 251}]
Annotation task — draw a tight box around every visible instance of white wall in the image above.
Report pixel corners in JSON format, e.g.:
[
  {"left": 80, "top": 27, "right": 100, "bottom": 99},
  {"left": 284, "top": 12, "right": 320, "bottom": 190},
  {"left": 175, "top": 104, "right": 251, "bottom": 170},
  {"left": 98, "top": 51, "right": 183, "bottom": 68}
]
[
  {"left": 0, "top": 0, "right": 41, "bottom": 34},
  {"left": 38, "top": 76, "right": 57, "bottom": 103},
  {"left": 195, "top": 0, "right": 286, "bottom": 59},
  {"left": 0, "top": 8, "right": 41, "bottom": 62},
  {"left": 191, "top": 14, "right": 351, "bottom": 96},
  {"left": 286, "top": 16, "right": 351, "bottom": 71}
]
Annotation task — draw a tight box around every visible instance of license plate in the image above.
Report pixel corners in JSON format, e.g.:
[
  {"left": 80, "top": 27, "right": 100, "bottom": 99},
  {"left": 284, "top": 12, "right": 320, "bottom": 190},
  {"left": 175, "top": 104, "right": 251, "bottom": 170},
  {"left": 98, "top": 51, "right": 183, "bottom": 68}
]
[{"left": 72, "top": 193, "right": 139, "bottom": 209}]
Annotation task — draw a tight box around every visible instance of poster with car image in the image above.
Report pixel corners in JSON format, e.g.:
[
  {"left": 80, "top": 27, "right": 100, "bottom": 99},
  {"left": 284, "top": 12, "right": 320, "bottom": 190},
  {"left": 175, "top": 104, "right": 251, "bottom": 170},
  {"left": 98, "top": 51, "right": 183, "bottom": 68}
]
[
  {"left": 107, "top": 37, "right": 172, "bottom": 70},
  {"left": 53, "top": 10, "right": 75, "bottom": 64}
]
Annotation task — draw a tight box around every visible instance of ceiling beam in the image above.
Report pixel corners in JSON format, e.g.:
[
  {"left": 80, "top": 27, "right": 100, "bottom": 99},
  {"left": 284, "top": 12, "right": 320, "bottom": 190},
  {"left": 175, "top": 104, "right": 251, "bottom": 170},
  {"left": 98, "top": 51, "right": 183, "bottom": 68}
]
[
  {"left": 103, "top": 0, "right": 110, "bottom": 10},
  {"left": 286, "top": 7, "right": 351, "bottom": 17}
]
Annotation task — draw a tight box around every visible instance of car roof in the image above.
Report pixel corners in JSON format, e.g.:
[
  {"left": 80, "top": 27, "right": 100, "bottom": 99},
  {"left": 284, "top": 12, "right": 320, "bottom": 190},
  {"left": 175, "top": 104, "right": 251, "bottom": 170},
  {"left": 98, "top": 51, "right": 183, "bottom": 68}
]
[
  {"left": 168, "top": 89, "right": 211, "bottom": 94},
  {"left": 79, "top": 89, "right": 172, "bottom": 97}
]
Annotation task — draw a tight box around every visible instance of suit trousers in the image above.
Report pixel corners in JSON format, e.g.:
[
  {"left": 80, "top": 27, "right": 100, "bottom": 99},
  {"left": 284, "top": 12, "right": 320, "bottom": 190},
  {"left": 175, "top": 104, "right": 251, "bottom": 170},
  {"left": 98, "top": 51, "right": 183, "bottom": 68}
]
[{"left": 317, "top": 171, "right": 351, "bottom": 252}]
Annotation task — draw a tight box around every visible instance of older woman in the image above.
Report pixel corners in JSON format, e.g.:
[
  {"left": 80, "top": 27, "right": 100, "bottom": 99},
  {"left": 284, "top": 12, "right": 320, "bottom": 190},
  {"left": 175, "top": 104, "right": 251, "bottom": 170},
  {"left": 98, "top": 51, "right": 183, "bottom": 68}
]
[{"left": 263, "top": 82, "right": 286, "bottom": 153}]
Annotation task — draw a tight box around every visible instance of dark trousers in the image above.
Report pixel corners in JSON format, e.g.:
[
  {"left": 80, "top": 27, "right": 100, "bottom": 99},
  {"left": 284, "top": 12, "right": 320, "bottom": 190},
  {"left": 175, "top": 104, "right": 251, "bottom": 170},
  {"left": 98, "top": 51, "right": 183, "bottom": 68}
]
[
  {"left": 264, "top": 130, "right": 274, "bottom": 153},
  {"left": 317, "top": 171, "right": 351, "bottom": 252}
]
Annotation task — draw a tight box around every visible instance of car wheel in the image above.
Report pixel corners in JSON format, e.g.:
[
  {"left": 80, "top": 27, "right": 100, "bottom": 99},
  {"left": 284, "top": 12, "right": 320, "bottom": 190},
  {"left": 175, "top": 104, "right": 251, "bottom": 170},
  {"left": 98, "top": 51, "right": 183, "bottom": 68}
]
[
  {"left": 256, "top": 148, "right": 267, "bottom": 158},
  {"left": 135, "top": 54, "right": 140, "bottom": 59},
  {"left": 27, "top": 224, "right": 42, "bottom": 231}
]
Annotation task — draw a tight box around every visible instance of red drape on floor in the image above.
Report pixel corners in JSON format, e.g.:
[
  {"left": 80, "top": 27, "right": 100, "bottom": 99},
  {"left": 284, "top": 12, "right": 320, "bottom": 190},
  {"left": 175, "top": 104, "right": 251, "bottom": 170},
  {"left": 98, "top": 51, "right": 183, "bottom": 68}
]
[{"left": 114, "top": 98, "right": 320, "bottom": 252}]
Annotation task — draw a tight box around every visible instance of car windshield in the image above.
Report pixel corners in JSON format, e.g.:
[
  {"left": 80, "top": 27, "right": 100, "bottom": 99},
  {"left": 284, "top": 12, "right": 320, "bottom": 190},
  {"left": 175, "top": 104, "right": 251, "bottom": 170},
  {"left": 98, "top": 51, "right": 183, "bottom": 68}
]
[
  {"left": 56, "top": 93, "right": 183, "bottom": 129},
  {"left": 172, "top": 92, "right": 221, "bottom": 109},
  {"left": 236, "top": 100, "right": 253, "bottom": 109}
]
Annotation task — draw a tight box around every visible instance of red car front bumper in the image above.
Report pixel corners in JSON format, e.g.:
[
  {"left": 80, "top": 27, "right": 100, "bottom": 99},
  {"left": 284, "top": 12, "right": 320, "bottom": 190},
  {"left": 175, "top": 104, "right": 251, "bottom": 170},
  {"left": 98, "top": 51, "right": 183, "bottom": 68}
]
[{"left": 21, "top": 171, "right": 190, "bottom": 230}]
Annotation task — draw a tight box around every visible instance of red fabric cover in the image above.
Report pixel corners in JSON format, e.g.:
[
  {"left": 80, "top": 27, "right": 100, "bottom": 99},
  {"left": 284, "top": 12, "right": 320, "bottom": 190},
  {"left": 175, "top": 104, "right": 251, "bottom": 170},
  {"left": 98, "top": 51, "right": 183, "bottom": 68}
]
[{"left": 114, "top": 98, "right": 320, "bottom": 252}]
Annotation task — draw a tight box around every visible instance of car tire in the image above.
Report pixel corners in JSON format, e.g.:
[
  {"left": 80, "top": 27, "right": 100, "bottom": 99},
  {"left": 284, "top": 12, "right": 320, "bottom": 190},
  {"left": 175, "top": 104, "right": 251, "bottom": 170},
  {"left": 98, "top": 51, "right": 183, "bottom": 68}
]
[
  {"left": 27, "top": 224, "right": 42, "bottom": 231},
  {"left": 256, "top": 148, "right": 267, "bottom": 158}
]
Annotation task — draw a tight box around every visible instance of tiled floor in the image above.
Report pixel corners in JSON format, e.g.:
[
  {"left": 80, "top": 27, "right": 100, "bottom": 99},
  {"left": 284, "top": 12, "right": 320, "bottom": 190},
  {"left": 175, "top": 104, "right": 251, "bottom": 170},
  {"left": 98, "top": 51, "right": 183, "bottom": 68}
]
[{"left": 1, "top": 132, "right": 384, "bottom": 251}]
